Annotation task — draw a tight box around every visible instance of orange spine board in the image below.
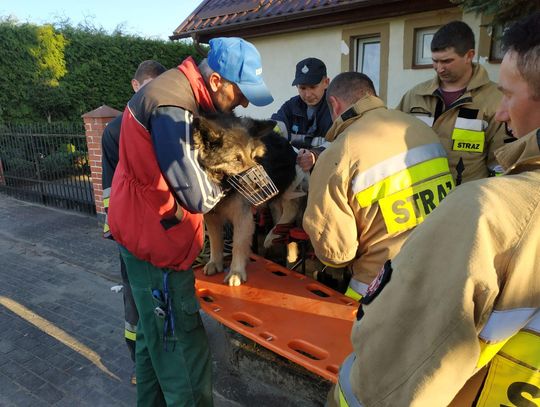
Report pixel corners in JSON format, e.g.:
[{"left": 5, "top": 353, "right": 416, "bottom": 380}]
[{"left": 195, "top": 255, "right": 358, "bottom": 382}]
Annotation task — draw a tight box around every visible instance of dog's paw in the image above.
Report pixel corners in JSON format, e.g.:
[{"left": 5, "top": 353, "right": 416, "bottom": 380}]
[
  {"left": 224, "top": 269, "right": 247, "bottom": 286},
  {"left": 203, "top": 262, "right": 223, "bottom": 276}
]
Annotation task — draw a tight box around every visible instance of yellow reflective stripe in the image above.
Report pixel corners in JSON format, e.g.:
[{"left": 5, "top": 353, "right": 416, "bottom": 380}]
[
  {"left": 103, "top": 222, "right": 110, "bottom": 234},
  {"left": 344, "top": 287, "right": 363, "bottom": 302},
  {"left": 500, "top": 330, "right": 540, "bottom": 370},
  {"left": 352, "top": 143, "right": 447, "bottom": 195},
  {"left": 476, "top": 308, "right": 539, "bottom": 369},
  {"left": 477, "top": 339, "right": 509, "bottom": 369},
  {"left": 477, "top": 352, "right": 540, "bottom": 407},
  {"left": 451, "top": 128, "right": 485, "bottom": 152},
  {"left": 477, "top": 331, "right": 540, "bottom": 407},
  {"left": 452, "top": 128, "right": 485, "bottom": 142},
  {"left": 103, "top": 197, "right": 110, "bottom": 209},
  {"left": 124, "top": 328, "right": 136, "bottom": 341},
  {"left": 356, "top": 157, "right": 451, "bottom": 208},
  {"left": 347, "top": 279, "right": 368, "bottom": 300},
  {"left": 378, "top": 173, "right": 454, "bottom": 234},
  {"left": 339, "top": 384, "right": 350, "bottom": 407}
]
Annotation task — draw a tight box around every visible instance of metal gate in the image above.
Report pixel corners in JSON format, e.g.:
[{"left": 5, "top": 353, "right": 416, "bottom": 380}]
[{"left": 0, "top": 122, "right": 95, "bottom": 215}]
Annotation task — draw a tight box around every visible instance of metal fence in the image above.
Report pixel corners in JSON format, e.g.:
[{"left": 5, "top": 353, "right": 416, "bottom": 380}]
[{"left": 0, "top": 122, "right": 95, "bottom": 215}]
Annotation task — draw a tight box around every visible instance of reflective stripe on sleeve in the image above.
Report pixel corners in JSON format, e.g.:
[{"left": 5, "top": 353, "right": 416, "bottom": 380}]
[
  {"left": 345, "top": 279, "right": 370, "bottom": 301},
  {"left": 479, "top": 308, "right": 538, "bottom": 343},
  {"left": 356, "top": 158, "right": 451, "bottom": 208},
  {"left": 338, "top": 354, "right": 364, "bottom": 407},
  {"left": 414, "top": 115, "right": 434, "bottom": 127},
  {"left": 476, "top": 312, "right": 540, "bottom": 406},
  {"left": 352, "top": 143, "right": 447, "bottom": 200},
  {"left": 477, "top": 308, "right": 539, "bottom": 369}
]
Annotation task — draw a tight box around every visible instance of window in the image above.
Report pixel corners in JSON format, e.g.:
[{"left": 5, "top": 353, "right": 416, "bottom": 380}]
[
  {"left": 342, "top": 23, "right": 389, "bottom": 101},
  {"left": 489, "top": 24, "right": 505, "bottom": 62},
  {"left": 355, "top": 36, "right": 381, "bottom": 95},
  {"left": 414, "top": 27, "right": 437, "bottom": 67},
  {"left": 402, "top": 11, "right": 462, "bottom": 69}
]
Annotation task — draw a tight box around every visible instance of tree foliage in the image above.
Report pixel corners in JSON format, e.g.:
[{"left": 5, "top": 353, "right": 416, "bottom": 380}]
[
  {"left": 0, "top": 19, "right": 200, "bottom": 123},
  {"left": 450, "top": 0, "right": 540, "bottom": 26}
]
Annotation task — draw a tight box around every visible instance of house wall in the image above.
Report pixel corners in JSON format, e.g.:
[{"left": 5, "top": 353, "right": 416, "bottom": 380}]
[{"left": 236, "top": 9, "right": 502, "bottom": 120}]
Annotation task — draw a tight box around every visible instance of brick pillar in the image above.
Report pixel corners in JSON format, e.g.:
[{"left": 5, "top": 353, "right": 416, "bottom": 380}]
[{"left": 82, "top": 105, "right": 122, "bottom": 218}]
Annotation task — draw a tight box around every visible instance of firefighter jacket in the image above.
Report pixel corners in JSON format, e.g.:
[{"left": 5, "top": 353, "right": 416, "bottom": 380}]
[
  {"left": 109, "top": 58, "right": 224, "bottom": 271},
  {"left": 303, "top": 95, "right": 454, "bottom": 299},
  {"left": 397, "top": 64, "right": 508, "bottom": 184},
  {"left": 101, "top": 113, "right": 122, "bottom": 238},
  {"left": 331, "top": 128, "right": 540, "bottom": 407}
]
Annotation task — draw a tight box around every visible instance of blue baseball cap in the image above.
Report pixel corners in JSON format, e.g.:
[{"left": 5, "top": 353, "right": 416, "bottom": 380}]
[{"left": 208, "top": 37, "right": 273, "bottom": 107}]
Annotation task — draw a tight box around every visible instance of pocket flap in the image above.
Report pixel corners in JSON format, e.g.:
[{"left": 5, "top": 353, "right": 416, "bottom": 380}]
[{"left": 182, "top": 297, "right": 201, "bottom": 315}]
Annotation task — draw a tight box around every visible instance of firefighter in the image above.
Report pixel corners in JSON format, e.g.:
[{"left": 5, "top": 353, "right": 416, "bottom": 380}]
[
  {"left": 397, "top": 21, "right": 508, "bottom": 185},
  {"left": 330, "top": 12, "right": 540, "bottom": 407},
  {"left": 303, "top": 72, "right": 453, "bottom": 301}
]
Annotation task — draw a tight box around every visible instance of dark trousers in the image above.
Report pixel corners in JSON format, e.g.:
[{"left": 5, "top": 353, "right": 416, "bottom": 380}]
[{"left": 120, "top": 253, "right": 138, "bottom": 362}]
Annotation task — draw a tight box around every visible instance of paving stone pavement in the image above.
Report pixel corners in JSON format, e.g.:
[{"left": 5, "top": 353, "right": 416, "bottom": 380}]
[
  {"left": 0, "top": 197, "right": 136, "bottom": 406},
  {"left": 0, "top": 195, "right": 329, "bottom": 406}
]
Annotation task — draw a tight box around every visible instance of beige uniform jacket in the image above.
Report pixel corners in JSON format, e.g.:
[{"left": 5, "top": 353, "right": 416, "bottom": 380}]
[
  {"left": 335, "top": 129, "right": 540, "bottom": 406},
  {"left": 303, "top": 96, "right": 452, "bottom": 289},
  {"left": 397, "top": 64, "right": 507, "bottom": 184}
]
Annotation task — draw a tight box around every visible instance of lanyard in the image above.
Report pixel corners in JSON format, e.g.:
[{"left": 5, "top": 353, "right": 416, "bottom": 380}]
[{"left": 152, "top": 271, "right": 176, "bottom": 351}]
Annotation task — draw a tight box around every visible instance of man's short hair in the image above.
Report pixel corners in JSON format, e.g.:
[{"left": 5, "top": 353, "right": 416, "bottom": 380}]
[
  {"left": 431, "top": 21, "right": 475, "bottom": 56},
  {"left": 134, "top": 60, "right": 166, "bottom": 83},
  {"left": 198, "top": 58, "right": 233, "bottom": 87},
  {"left": 502, "top": 12, "right": 540, "bottom": 100},
  {"left": 326, "top": 72, "right": 376, "bottom": 107}
]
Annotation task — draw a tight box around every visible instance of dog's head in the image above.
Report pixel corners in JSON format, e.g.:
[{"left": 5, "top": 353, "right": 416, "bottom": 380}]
[{"left": 192, "top": 113, "right": 276, "bottom": 183}]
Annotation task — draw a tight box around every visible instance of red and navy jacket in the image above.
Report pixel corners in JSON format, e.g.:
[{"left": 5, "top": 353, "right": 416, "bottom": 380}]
[{"left": 109, "top": 59, "right": 224, "bottom": 270}]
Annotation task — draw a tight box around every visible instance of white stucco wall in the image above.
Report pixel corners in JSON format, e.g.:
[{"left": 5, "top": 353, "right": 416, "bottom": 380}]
[
  {"left": 235, "top": 28, "right": 343, "bottom": 120},
  {"left": 236, "top": 10, "right": 501, "bottom": 119}
]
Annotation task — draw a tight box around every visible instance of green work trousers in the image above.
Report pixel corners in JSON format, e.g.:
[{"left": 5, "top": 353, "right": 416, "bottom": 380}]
[{"left": 120, "top": 246, "right": 213, "bottom": 407}]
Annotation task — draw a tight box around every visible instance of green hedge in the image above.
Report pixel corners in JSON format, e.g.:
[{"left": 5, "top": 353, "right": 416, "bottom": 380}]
[{"left": 0, "top": 19, "right": 201, "bottom": 123}]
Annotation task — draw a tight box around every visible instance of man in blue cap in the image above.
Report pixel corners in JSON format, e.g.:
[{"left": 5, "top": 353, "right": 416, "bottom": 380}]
[{"left": 108, "top": 37, "right": 272, "bottom": 407}]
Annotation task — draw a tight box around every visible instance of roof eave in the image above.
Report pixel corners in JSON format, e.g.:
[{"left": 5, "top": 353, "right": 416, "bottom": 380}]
[{"left": 170, "top": 0, "right": 454, "bottom": 42}]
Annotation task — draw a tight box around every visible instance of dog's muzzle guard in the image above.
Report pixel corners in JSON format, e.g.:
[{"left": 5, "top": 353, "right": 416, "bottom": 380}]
[{"left": 227, "top": 164, "right": 278, "bottom": 206}]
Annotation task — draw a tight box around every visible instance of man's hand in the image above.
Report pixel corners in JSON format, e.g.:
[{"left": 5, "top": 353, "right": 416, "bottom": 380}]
[{"left": 297, "top": 148, "right": 316, "bottom": 172}]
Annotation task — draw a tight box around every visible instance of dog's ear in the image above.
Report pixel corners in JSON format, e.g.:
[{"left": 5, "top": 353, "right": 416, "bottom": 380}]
[
  {"left": 246, "top": 119, "right": 278, "bottom": 139},
  {"left": 249, "top": 139, "right": 267, "bottom": 160},
  {"left": 193, "top": 116, "right": 224, "bottom": 145}
]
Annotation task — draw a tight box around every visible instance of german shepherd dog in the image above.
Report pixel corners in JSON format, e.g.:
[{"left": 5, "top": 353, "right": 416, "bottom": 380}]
[{"left": 192, "top": 113, "right": 299, "bottom": 286}]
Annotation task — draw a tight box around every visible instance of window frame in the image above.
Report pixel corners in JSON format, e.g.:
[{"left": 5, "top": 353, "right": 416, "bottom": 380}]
[
  {"left": 402, "top": 9, "right": 462, "bottom": 70},
  {"left": 355, "top": 36, "right": 382, "bottom": 95},
  {"left": 488, "top": 24, "right": 505, "bottom": 63},
  {"left": 342, "top": 23, "right": 389, "bottom": 102},
  {"left": 412, "top": 26, "right": 438, "bottom": 68}
]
